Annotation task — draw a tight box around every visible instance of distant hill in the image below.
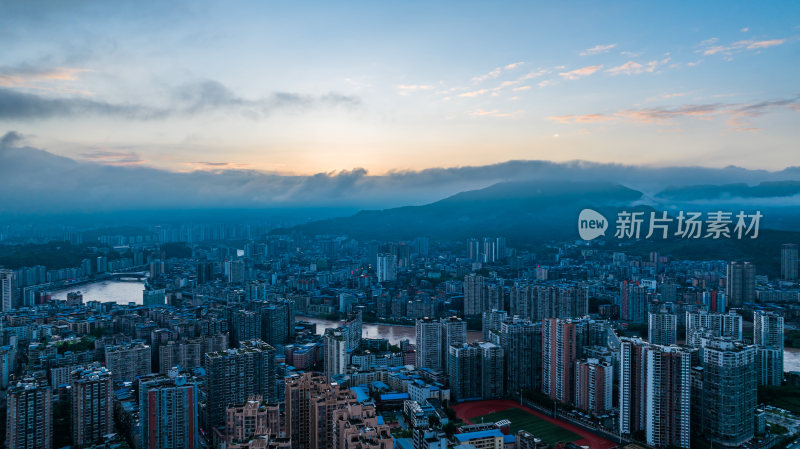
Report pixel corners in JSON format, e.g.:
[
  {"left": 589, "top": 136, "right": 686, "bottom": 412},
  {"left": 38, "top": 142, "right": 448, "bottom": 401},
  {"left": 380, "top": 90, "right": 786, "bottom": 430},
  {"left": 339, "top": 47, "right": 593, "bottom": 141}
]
[
  {"left": 272, "top": 180, "right": 800, "bottom": 277},
  {"left": 271, "top": 180, "right": 645, "bottom": 244}
]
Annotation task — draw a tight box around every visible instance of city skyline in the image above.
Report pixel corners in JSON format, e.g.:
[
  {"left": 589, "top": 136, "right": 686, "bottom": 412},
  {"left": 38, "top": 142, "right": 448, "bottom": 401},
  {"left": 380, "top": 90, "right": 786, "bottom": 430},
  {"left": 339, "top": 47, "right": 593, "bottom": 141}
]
[{"left": 1, "top": 1, "right": 799, "bottom": 176}]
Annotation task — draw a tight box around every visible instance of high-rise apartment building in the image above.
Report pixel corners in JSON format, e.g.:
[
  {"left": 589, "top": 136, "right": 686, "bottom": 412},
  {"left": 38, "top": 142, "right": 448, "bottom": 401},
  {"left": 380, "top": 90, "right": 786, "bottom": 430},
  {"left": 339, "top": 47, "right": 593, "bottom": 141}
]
[
  {"left": 104, "top": 342, "right": 152, "bottom": 383},
  {"left": 463, "top": 274, "right": 486, "bottom": 317},
  {"left": 482, "top": 309, "right": 508, "bottom": 341},
  {"left": 440, "top": 316, "right": 467, "bottom": 371},
  {"left": 479, "top": 342, "right": 504, "bottom": 400},
  {"left": 619, "top": 338, "right": 691, "bottom": 449},
  {"left": 486, "top": 282, "right": 504, "bottom": 312},
  {"left": 138, "top": 372, "right": 199, "bottom": 449},
  {"left": 376, "top": 254, "right": 397, "bottom": 282},
  {"left": 284, "top": 372, "right": 356, "bottom": 449},
  {"left": 341, "top": 310, "right": 362, "bottom": 352},
  {"left": 204, "top": 340, "right": 277, "bottom": 431},
  {"left": 159, "top": 337, "right": 227, "bottom": 374},
  {"left": 0, "top": 269, "right": 15, "bottom": 312},
  {"left": 448, "top": 343, "right": 480, "bottom": 401},
  {"left": 542, "top": 318, "right": 582, "bottom": 404},
  {"left": 415, "top": 317, "right": 443, "bottom": 371},
  {"left": 648, "top": 309, "right": 677, "bottom": 345},
  {"left": 71, "top": 365, "right": 114, "bottom": 447},
  {"left": 726, "top": 261, "right": 755, "bottom": 308},
  {"left": 620, "top": 281, "right": 649, "bottom": 323},
  {"left": 644, "top": 346, "right": 691, "bottom": 448},
  {"left": 574, "top": 358, "right": 613, "bottom": 415},
  {"left": 685, "top": 310, "right": 742, "bottom": 347},
  {"left": 781, "top": 243, "right": 798, "bottom": 280},
  {"left": 324, "top": 328, "right": 347, "bottom": 378},
  {"left": 498, "top": 317, "right": 541, "bottom": 394},
  {"left": 6, "top": 378, "right": 52, "bottom": 449},
  {"left": 232, "top": 310, "right": 262, "bottom": 344},
  {"left": 331, "top": 400, "right": 393, "bottom": 449},
  {"left": 225, "top": 396, "right": 280, "bottom": 449},
  {"left": 511, "top": 285, "right": 589, "bottom": 321},
  {"left": 701, "top": 338, "right": 757, "bottom": 447},
  {"left": 447, "top": 342, "right": 504, "bottom": 401},
  {"left": 753, "top": 311, "right": 784, "bottom": 386}
]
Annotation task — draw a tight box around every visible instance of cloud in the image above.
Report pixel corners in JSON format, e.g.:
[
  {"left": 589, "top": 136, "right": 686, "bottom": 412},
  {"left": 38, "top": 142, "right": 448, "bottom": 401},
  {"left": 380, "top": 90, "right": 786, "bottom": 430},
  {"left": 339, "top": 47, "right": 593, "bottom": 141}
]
[
  {"left": 519, "top": 69, "right": 547, "bottom": 80},
  {"left": 0, "top": 81, "right": 361, "bottom": 120},
  {"left": 468, "top": 109, "right": 522, "bottom": 118},
  {"left": 5, "top": 136, "right": 800, "bottom": 215},
  {"left": 0, "top": 87, "right": 165, "bottom": 120},
  {"left": 80, "top": 150, "right": 145, "bottom": 166},
  {"left": 471, "top": 62, "right": 528, "bottom": 84},
  {"left": 606, "top": 58, "right": 670, "bottom": 75},
  {"left": 741, "top": 27, "right": 749, "bottom": 33},
  {"left": 458, "top": 89, "right": 489, "bottom": 98},
  {"left": 472, "top": 67, "right": 502, "bottom": 83},
  {"left": 184, "top": 161, "right": 253, "bottom": 171},
  {"left": 700, "top": 37, "right": 787, "bottom": 55},
  {"left": 0, "top": 131, "right": 23, "bottom": 147},
  {"left": 537, "top": 80, "right": 555, "bottom": 88},
  {"left": 394, "top": 84, "right": 435, "bottom": 95},
  {"left": 747, "top": 39, "right": 785, "bottom": 49},
  {"left": 456, "top": 69, "right": 546, "bottom": 98},
  {"left": 547, "top": 96, "right": 800, "bottom": 130},
  {"left": 0, "top": 65, "right": 92, "bottom": 90},
  {"left": 547, "top": 114, "right": 615, "bottom": 124},
  {"left": 559, "top": 65, "right": 603, "bottom": 80},
  {"left": 580, "top": 44, "right": 616, "bottom": 56}
]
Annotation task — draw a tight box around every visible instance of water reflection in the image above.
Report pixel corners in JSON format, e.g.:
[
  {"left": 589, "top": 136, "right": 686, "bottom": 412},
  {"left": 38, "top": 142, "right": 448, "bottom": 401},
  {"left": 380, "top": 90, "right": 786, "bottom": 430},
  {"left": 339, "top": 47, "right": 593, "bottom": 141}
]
[
  {"left": 48, "top": 280, "right": 145, "bottom": 305},
  {"left": 297, "top": 316, "right": 482, "bottom": 345}
]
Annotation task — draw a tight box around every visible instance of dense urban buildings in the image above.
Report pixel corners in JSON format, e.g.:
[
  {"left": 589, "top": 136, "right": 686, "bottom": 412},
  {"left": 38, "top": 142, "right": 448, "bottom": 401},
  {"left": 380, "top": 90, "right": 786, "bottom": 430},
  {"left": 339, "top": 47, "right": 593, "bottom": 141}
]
[{"left": 0, "top": 224, "right": 794, "bottom": 449}]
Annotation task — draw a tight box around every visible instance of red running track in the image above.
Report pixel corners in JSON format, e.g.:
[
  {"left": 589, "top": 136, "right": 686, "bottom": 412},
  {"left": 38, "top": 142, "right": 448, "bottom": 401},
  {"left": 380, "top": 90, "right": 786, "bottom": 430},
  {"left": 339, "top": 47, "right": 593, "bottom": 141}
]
[{"left": 452, "top": 399, "right": 616, "bottom": 449}]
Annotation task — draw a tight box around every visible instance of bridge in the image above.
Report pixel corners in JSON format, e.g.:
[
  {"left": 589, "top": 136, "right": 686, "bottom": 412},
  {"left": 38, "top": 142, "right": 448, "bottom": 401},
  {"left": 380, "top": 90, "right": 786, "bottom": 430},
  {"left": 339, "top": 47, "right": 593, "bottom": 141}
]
[{"left": 107, "top": 272, "right": 149, "bottom": 281}]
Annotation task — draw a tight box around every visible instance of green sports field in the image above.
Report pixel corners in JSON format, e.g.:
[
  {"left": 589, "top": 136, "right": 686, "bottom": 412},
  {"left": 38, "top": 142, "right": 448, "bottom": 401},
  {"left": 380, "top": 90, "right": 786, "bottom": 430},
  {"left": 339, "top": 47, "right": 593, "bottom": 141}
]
[{"left": 472, "top": 407, "right": 581, "bottom": 445}]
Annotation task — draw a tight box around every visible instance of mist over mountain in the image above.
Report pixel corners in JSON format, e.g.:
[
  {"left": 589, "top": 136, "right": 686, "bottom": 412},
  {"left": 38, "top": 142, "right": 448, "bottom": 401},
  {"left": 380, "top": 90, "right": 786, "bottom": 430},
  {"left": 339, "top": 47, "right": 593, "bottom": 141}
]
[
  {"left": 2, "top": 130, "right": 800, "bottom": 225},
  {"left": 272, "top": 181, "right": 645, "bottom": 242}
]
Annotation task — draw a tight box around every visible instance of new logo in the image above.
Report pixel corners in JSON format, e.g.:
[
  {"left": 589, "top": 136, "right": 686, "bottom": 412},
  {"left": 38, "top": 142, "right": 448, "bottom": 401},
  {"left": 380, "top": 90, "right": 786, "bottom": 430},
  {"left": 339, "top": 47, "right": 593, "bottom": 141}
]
[{"left": 578, "top": 209, "right": 608, "bottom": 241}]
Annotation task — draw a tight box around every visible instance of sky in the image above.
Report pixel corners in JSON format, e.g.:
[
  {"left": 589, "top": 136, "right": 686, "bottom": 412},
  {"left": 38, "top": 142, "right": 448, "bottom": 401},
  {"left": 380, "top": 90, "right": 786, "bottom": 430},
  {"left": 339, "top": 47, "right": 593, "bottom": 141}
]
[{"left": 0, "top": 1, "right": 799, "bottom": 176}]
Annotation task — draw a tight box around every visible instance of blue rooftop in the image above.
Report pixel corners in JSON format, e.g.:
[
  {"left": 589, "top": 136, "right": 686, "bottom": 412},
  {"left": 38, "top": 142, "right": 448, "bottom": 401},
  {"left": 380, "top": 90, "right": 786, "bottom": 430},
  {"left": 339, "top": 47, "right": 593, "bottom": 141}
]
[
  {"left": 351, "top": 386, "right": 369, "bottom": 403},
  {"left": 454, "top": 430, "right": 504, "bottom": 442},
  {"left": 380, "top": 392, "right": 409, "bottom": 401}
]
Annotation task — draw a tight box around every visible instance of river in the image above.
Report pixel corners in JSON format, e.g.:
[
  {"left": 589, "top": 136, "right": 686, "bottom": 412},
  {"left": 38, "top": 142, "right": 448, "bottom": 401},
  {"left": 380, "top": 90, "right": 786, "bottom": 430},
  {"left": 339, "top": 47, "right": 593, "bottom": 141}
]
[
  {"left": 297, "top": 315, "right": 483, "bottom": 345},
  {"left": 48, "top": 280, "right": 145, "bottom": 305}
]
